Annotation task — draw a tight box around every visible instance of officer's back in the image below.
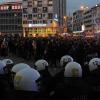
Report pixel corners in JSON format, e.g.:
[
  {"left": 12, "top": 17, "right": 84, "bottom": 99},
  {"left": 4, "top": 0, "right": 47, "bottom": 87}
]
[
  {"left": 85, "top": 58, "right": 100, "bottom": 100},
  {"left": 51, "top": 62, "right": 91, "bottom": 100}
]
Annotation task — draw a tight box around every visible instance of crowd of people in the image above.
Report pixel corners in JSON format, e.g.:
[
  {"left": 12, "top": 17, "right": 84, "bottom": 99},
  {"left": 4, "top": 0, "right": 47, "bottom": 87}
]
[
  {"left": 0, "top": 35, "right": 100, "bottom": 66},
  {"left": 0, "top": 35, "right": 100, "bottom": 99}
]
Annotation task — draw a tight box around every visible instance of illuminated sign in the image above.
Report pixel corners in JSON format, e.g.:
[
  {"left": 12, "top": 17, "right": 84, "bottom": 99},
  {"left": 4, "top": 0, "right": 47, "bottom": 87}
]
[
  {"left": 82, "top": 24, "right": 85, "bottom": 31},
  {"left": 28, "top": 24, "right": 47, "bottom": 27},
  {"left": 53, "top": 14, "right": 58, "bottom": 21}
]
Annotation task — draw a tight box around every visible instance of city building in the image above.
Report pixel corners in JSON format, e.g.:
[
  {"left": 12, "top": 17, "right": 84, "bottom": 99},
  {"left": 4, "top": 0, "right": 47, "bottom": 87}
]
[
  {"left": 73, "top": 10, "right": 84, "bottom": 32},
  {"left": 67, "top": 16, "right": 73, "bottom": 32},
  {"left": 83, "top": 3, "right": 100, "bottom": 33},
  {"left": 83, "top": 9, "right": 92, "bottom": 32},
  {"left": 0, "top": 1, "right": 22, "bottom": 36},
  {"left": 72, "top": 4, "right": 100, "bottom": 34},
  {"left": 91, "top": 3, "right": 100, "bottom": 33},
  {"left": 22, "top": 0, "right": 66, "bottom": 37}
]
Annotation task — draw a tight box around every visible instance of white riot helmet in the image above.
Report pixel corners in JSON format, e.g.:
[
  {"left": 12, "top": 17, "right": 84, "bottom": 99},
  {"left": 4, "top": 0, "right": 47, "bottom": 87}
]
[
  {"left": 0, "top": 60, "right": 6, "bottom": 74},
  {"left": 64, "top": 62, "right": 82, "bottom": 77},
  {"left": 60, "top": 55, "right": 74, "bottom": 67},
  {"left": 14, "top": 68, "right": 40, "bottom": 91},
  {"left": 89, "top": 58, "right": 100, "bottom": 71},
  {"left": 2, "top": 59, "right": 14, "bottom": 65},
  {"left": 35, "top": 59, "right": 49, "bottom": 71},
  {"left": 11, "top": 63, "right": 30, "bottom": 73}
]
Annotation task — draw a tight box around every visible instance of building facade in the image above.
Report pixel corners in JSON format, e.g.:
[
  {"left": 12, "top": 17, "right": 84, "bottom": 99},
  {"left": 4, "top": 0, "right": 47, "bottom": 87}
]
[
  {"left": 91, "top": 3, "right": 100, "bottom": 33},
  {"left": 73, "top": 10, "right": 84, "bottom": 32},
  {"left": 83, "top": 9, "right": 92, "bottom": 32},
  {"left": 22, "top": 0, "right": 66, "bottom": 37},
  {"left": 0, "top": 1, "right": 22, "bottom": 36},
  {"left": 67, "top": 16, "right": 73, "bottom": 32},
  {"left": 83, "top": 4, "right": 100, "bottom": 33}
]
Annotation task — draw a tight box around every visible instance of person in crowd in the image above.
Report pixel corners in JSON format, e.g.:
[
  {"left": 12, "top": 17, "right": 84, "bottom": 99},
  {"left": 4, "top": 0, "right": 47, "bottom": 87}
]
[
  {"left": 34, "top": 59, "right": 54, "bottom": 98},
  {"left": 51, "top": 62, "right": 92, "bottom": 100},
  {"left": 0, "top": 60, "right": 13, "bottom": 100},
  {"left": 2, "top": 59, "right": 14, "bottom": 74},
  {"left": 13, "top": 67, "right": 41, "bottom": 100},
  {"left": 11, "top": 63, "right": 31, "bottom": 82},
  {"left": 2, "top": 59, "right": 14, "bottom": 89},
  {"left": 0, "top": 38, "right": 8, "bottom": 57},
  {"left": 85, "top": 58, "right": 100, "bottom": 99},
  {"left": 53, "top": 55, "right": 74, "bottom": 85}
]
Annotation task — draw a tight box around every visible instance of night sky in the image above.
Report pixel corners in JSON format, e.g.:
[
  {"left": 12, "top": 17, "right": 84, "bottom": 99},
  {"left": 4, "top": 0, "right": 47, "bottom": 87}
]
[
  {"left": 67, "top": 0, "right": 100, "bottom": 15},
  {"left": 1, "top": 0, "right": 100, "bottom": 15}
]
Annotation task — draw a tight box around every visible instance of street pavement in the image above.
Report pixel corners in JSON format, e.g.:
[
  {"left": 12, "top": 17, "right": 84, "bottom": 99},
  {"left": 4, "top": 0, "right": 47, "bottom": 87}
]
[
  {"left": 0, "top": 54, "right": 62, "bottom": 76},
  {"left": 0, "top": 53, "right": 34, "bottom": 67}
]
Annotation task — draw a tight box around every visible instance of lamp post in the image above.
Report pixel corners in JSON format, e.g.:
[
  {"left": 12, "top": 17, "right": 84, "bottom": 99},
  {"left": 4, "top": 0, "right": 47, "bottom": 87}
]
[{"left": 63, "top": 16, "right": 68, "bottom": 33}]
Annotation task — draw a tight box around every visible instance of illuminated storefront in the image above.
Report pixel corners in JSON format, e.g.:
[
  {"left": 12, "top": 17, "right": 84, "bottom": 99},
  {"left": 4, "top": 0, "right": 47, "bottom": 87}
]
[
  {"left": 23, "top": 19, "right": 58, "bottom": 37},
  {"left": 22, "top": 0, "right": 66, "bottom": 37},
  {"left": 23, "top": 22, "right": 58, "bottom": 37}
]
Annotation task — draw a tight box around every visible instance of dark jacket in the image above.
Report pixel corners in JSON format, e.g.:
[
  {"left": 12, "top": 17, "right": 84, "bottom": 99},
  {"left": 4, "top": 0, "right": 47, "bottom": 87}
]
[
  {"left": 85, "top": 69, "right": 100, "bottom": 100},
  {"left": 52, "top": 78, "right": 91, "bottom": 100}
]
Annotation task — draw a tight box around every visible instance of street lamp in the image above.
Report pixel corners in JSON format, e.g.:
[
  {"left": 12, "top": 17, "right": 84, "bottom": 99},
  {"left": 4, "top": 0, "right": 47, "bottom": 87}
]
[
  {"left": 80, "top": 6, "right": 89, "bottom": 11},
  {"left": 63, "top": 16, "right": 68, "bottom": 33},
  {"left": 96, "top": 4, "right": 98, "bottom": 7},
  {"left": 80, "top": 6, "right": 84, "bottom": 10}
]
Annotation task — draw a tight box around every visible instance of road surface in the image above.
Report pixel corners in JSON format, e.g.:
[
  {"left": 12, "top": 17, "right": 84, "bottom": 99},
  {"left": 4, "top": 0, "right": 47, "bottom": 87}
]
[{"left": 0, "top": 54, "right": 62, "bottom": 76}]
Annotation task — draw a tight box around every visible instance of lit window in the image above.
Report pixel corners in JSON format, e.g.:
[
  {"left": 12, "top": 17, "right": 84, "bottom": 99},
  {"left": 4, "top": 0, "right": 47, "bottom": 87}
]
[
  {"left": 18, "top": 6, "right": 20, "bottom": 9},
  {"left": 6, "top": 6, "right": 9, "bottom": 10},
  {"left": 38, "top": 14, "right": 42, "bottom": 19},
  {"left": 12, "top": 6, "right": 14, "bottom": 9},
  {"left": 48, "top": 0, "right": 53, "bottom": 5},
  {"left": 15, "top": 5, "right": 18, "bottom": 9},
  {"left": 34, "top": 1, "right": 37, "bottom": 6},
  {"left": 20, "top": 5, "right": 22, "bottom": 9},
  {"left": 48, "top": 6, "right": 53, "bottom": 12},
  {"left": 1, "top": 6, "right": 3, "bottom": 10},
  {"left": 3, "top": 6, "right": 6, "bottom": 10}
]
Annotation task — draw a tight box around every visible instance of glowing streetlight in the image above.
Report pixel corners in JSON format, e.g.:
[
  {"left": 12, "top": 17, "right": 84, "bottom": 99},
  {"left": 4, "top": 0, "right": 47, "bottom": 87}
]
[
  {"left": 86, "top": 7, "right": 89, "bottom": 9},
  {"left": 80, "top": 6, "right": 84, "bottom": 10},
  {"left": 80, "top": 6, "right": 89, "bottom": 11},
  {"left": 63, "top": 16, "right": 67, "bottom": 21},
  {"left": 63, "top": 16, "right": 68, "bottom": 33}
]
